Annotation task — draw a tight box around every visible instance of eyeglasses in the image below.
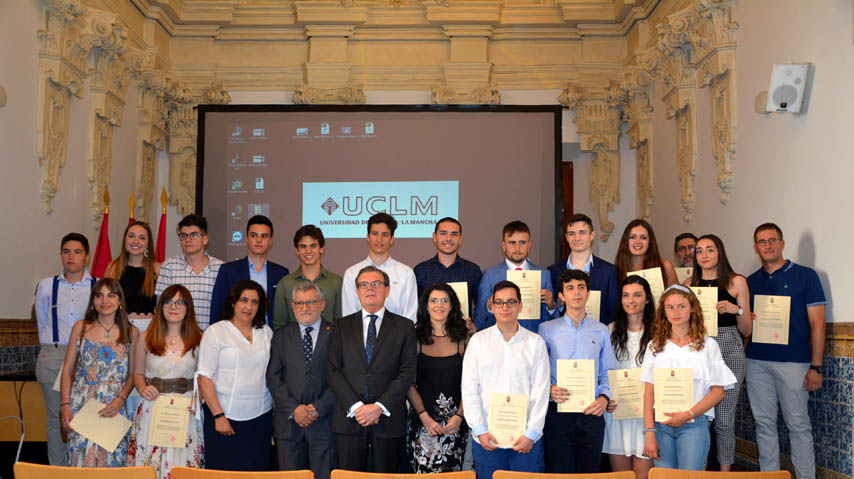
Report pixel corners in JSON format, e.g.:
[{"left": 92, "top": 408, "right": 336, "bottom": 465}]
[
  {"left": 756, "top": 238, "right": 780, "bottom": 246},
  {"left": 293, "top": 300, "right": 322, "bottom": 308},
  {"left": 357, "top": 280, "right": 388, "bottom": 290},
  {"left": 178, "top": 232, "right": 203, "bottom": 240},
  {"left": 165, "top": 299, "right": 187, "bottom": 308},
  {"left": 428, "top": 297, "right": 450, "bottom": 304},
  {"left": 492, "top": 299, "right": 519, "bottom": 309}
]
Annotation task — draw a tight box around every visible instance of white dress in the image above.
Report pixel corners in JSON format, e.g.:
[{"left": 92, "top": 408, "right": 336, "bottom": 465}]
[
  {"left": 603, "top": 328, "right": 648, "bottom": 458},
  {"left": 128, "top": 348, "right": 204, "bottom": 479}
]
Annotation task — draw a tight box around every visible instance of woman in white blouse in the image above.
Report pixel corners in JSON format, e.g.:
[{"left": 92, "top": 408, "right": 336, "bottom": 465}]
[
  {"left": 640, "top": 285, "right": 736, "bottom": 471},
  {"left": 198, "top": 280, "right": 274, "bottom": 471}
]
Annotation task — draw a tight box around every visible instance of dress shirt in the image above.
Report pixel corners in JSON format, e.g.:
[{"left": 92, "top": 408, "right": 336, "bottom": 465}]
[
  {"left": 413, "top": 254, "right": 482, "bottom": 315},
  {"left": 248, "top": 258, "right": 268, "bottom": 294},
  {"left": 346, "top": 308, "right": 391, "bottom": 418},
  {"left": 34, "top": 270, "right": 94, "bottom": 345},
  {"left": 566, "top": 252, "right": 594, "bottom": 273},
  {"left": 197, "top": 320, "right": 274, "bottom": 420},
  {"left": 506, "top": 258, "right": 529, "bottom": 270},
  {"left": 273, "top": 266, "right": 343, "bottom": 330},
  {"left": 537, "top": 314, "right": 617, "bottom": 399},
  {"left": 341, "top": 256, "right": 418, "bottom": 322},
  {"left": 461, "top": 324, "right": 550, "bottom": 443},
  {"left": 299, "top": 318, "right": 321, "bottom": 350},
  {"left": 155, "top": 252, "right": 223, "bottom": 330}
]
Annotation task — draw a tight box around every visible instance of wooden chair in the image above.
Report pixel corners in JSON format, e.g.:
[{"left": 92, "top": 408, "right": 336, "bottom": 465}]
[
  {"left": 171, "top": 467, "right": 314, "bottom": 479},
  {"left": 648, "top": 468, "right": 792, "bottom": 479},
  {"left": 14, "top": 462, "right": 156, "bottom": 479},
  {"left": 330, "top": 470, "right": 475, "bottom": 479},
  {"left": 492, "top": 470, "right": 636, "bottom": 479}
]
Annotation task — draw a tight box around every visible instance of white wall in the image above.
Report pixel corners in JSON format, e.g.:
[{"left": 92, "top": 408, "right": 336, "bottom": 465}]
[{"left": 647, "top": 0, "right": 854, "bottom": 322}]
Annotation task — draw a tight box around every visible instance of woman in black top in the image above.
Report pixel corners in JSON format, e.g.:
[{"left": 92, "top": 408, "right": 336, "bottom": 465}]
[
  {"left": 407, "top": 282, "right": 469, "bottom": 473},
  {"left": 106, "top": 221, "right": 161, "bottom": 332}
]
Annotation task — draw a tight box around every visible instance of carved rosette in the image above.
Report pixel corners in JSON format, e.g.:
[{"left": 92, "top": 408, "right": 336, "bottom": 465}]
[
  {"left": 293, "top": 85, "right": 366, "bottom": 105},
  {"left": 430, "top": 86, "right": 500, "bottom": 105}
]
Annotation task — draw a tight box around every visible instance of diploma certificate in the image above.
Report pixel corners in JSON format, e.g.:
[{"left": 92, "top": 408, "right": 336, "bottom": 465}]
[
  {"left": 585, "top": 290, "right": 602, "bottom": 322},
  {"left": 675, "top": 267, "right": 693, "bottom": 284},
  {"left": 69, "top": 398, "right": 132, "bottom": 453},
  {"left": 556, "top": 359, "right": 595, "bottom": 413},
  {"left": 752, "top": 294, "right": 791, "bottom": 345},
  {"left": 488, "top": 393, "right": 528, "bottom": 448},
  {"left": 690, "top": 286, "right": 718, "bottom": 337},
  {"left": 608, "top": 368, "right": 643, "bottom": 420},
  {"left": 627, "top": 267, "right": 665, "bottom": 306},
  {"left": 447, "top": 281, "right": 470, "bottom": 319},
  {"left": 148, "top": 395, "right": 191, "bottom": 448},
  {"left": 653, "top": 368, "right": 694, "bottom": 423},
  {"left": 506, "top": 270, "right": 542, "bottom": 320}
]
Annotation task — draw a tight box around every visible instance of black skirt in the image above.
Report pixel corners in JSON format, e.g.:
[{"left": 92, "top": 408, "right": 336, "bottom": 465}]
[{"left": 203, "top": 403, "right": 273, "bottom": 471}]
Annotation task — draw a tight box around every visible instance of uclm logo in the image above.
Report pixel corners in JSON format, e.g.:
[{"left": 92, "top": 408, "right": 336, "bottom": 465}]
[
  {"left": 320, "top": 195, "right": 438, "bottom": 217},
  {"left": 321, "top": 198, "right": 339, "bottom": 216}
]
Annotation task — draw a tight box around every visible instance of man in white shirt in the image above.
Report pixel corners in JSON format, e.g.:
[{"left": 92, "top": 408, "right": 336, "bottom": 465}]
[
  {"left": 341, "top": 213, "right": 418, "bottom": 322},
  {"left": 462, "top": 280, "right": 550, "bottom": 479}
]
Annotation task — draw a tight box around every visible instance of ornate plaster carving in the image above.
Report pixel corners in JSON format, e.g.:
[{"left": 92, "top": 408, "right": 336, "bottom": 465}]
[
  {"left": 620, "top": 71, "right": 654, "bottom": 221},
  {"left": 292, "top": 85, "right": 366, "bottom": 104},
  {"left": 430, "top": 85, "right": 500, "bottom": 105}
]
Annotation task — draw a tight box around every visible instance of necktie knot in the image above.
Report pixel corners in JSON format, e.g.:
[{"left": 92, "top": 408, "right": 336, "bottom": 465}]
[{"left": 305, "top": 326, "right": 313, "bottom": 334}]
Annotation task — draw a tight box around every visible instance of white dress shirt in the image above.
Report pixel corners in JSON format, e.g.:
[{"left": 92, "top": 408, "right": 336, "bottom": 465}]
[
  {"left": 342, "top": 256, "right": 418, "bottom": 322},
  {"left": 346, "top": 308, "right": 390, "bottom": 417},
  {"left": 197, "top": 320, "right": 273, "bottom": 420},
  {"left": 462, "top": 323, "right": 550, "bottom": 444}
]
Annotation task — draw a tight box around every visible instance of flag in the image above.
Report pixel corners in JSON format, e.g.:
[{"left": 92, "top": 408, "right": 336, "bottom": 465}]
[
  {"left": 155, "top": 187, "right": 168, "bottom": 262},
  {"left": 92, "top": 210, "right": 112, "bottom": 278},
  {"left": 128, "top": 191, "right": 135, "bottom": 225}
]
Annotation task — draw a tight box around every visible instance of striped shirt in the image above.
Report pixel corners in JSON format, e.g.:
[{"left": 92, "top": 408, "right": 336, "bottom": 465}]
[{"left": 155, "top": 252, "right": 223, "bottom": 330}]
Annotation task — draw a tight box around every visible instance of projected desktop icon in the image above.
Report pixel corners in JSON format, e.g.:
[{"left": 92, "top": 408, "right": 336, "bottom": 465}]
[
  {"left": 255, "top": 178, "right": 264, "bottom": 190},
  {"left": 252, "top": 155, "right": 265, "bottom": 164},
  {"left": 231, "top": 180, "right": 243, "bottom": 190},
  {"left": 253, "top": 128, "right": 265, "bottom": 136},
  {"left": 321, "top": 197, "right": 339, "bottom": 216},
  {"left": 249, "top": 203, "right": 270, "bottom": 216},
  {"left": 232, "top": 205, "right": 243, "bottom": 217},
  {"left": 321, "top": 123, "right": 330, "bottom": 135},
  {"left": 341, "top": 126, "right": 351, "bottom": 134},
  {"left": 232, "top": 231, "right": 244, "bottom": 242},
  {"left": 232, "top": 126, "right": 242, "bottom": 137},
  {"left": 231, "top": 154, "right": 239, "bottom": 164},
  {"left": 365, "top": 122, "right": 374, "bottom": 134},
  {"left": 296, "top": 127, "right": 309, "bottom": 136}
]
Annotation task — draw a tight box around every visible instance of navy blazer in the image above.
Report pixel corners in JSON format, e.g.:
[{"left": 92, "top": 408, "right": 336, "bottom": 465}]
[
  {"left": 210, "top": 256, "right": 289, "bottom": 326},
  {"left": 475, "top": 260, "right": 555, "bottom": 333},
  {"left": 547, "top": 254, "right": 619, "bottom": 324}
]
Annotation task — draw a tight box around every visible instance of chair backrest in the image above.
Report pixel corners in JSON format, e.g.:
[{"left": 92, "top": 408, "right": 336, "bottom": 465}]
[
  {"left": 492, "top": 471, "right": 636, "bottom": 479},
  {"left": 648, "top": 468, "right": 792, "bottom": 479},
  {"left": 170, "top": 467, "right": 314, "bottom": 479},
  {"left": 14, "top": 462, "right": 157, "bottom": 479},
  {"left": 330, "top": 471, "right": 475, "bottom": 479}
]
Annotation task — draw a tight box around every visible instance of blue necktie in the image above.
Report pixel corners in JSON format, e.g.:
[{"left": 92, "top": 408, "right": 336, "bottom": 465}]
[
  {"left": 365, "top": 314, "right": 378, "bottom": 364},
  {"left": 302, "top": 326, "right": 313, "bottom": 368}
]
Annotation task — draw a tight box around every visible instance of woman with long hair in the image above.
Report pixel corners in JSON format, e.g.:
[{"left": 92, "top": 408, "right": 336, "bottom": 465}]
[
  {"left": 640, "top": 285, "right": 735, "bottom": 470},
  {"left": 197, "top": 280, "right": 274, "bottom": 471},
  {"left": 59, "top": 278, "right": 138, "bottom": 466},
  {"left": 407, "top": 283, "right": 470, "bottom": 473},
  {"left": 614, "top": 219, "right": 678, "bottom": 286},
  {"left": 603, "top": 276, "right": 655, "bottom": 479},
  {"left": 687, "top": 234, "right": 751, "bottom": 471},
  {"left": 105, "top": 221, "right": 161, "bottom": 332},
  {"left": 129, "top": 285, "right": 204, "bottom": 478}
]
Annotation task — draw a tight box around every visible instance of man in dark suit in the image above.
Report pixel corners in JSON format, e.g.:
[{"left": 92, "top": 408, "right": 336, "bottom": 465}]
[
  {"left": 210, "top": 215, "right": 289, "bottom": 326},
  {"left": 267, "top": 281, "right": 336, "bottom": 479},
  {"left": 326, "top": 265, "right": 417, "bottom": 472},
  {"left": 546, "top": 214, "right": 619, "bottom": 324}
]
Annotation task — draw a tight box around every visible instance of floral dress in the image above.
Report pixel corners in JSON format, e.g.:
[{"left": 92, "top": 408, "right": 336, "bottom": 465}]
[
  {"left": 407, "top": 351, "right": 468, "bottom": 473},
  {"left": 128, "top": 347, "right": 204, "bottom": 479},
  {"left": 67, "top": 338, "right": 131, "bottom": 466}
]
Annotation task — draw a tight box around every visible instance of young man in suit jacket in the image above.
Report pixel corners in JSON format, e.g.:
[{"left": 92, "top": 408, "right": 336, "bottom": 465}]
[
  {"left": 326, "top": 266, "right": 417, "bottom": 472},
  {"left": 267, "top": 281, "right": 336, "bottom": 479},
  {"left": 210, "top": 215, "right": 289, "bottom": 327}
]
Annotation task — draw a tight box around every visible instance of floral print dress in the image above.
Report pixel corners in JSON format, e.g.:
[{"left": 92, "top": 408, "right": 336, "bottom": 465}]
[{"left": 67, "top": 338, "right": 131, "bottom": 467}]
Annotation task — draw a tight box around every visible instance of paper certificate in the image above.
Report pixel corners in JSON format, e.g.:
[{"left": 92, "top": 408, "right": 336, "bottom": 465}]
[
  {"left": 753, "top": 294, "right": 791, "bottom": 345},
  {"left": 585, "top": 290, "right": 602, "bottom": 322},
  {"left": 675, "top": 267, "right": 693, "bottom": 284},
  {"left": 506, "top": 270, "right": 542, "bottom": 320},
  {"left": 52, "top": 364, "right": 63, "bottom": 392},
  {"left": 608, "top": 368, "right": 643, "bottom": 420},
  {"left": 69, "top": 398, "right": 132, "bottom": 453},
  {"left": 556, "top": 359, "right": 595, "bottom": 413},
  {"left": 627, "top": 267, "right": 665, "bottom": 306},
  {"left": 488, "top": 393, "right": 528, "bottom": 448},
  {"left": 690, "top": 287, "right": 718, "bottom": 337},
  {"left": 448, "top": 281, "right": 470, "bottom": 319},
  {"left": 148, "top": 395, "right": 191, "bottom": 448},
  {"left": 653, "top": 368, "right": 694, "bottom": 423}
]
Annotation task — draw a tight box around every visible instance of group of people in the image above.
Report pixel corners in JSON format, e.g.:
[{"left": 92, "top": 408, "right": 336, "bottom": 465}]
[{"left": 33, "top": 211, "right": 826, "bottom": 479}]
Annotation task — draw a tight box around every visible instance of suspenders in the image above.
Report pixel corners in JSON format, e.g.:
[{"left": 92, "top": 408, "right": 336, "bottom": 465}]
[{"left": 50, "top": 275, "right": 97, "bottom": 343}]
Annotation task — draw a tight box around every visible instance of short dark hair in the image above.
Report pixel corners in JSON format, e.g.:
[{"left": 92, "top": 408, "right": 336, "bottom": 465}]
[
  {"left": 61, "top": 233, "right": 90, "bottom": 255},
  {"left": 493, "top": 280, "right": 521, "bottom": 301},
  {"left": 754, "top": 222, "right": 784, "bottom": 242},
  {"left": 502, "top": 220, "right": 530, "bottom": 239},
  {"left": 246, "top": 215, "right": 273, "bottom": 236},
  {"left": 558, "top": 269, "right": 590, "bottom": 291},
  {"left": 567, "top": 213, "right": 594, "bottom": 232},
  {"left": 367, "top": 213, "right": 398, "bottom": 236},
  {"left": 673, "top": 232, "right": 698, "bottom": 252},
  {"left": 434, "top": 217, "right": 462, "bottom": 234},
  {"left": 221, "top": 280, "right": 267, "bottom": 329},
  {"left": 355, "top": 265, "right": 390, "bottom": 287},
  {"left": 177, "top": 214, "right": 208, "bottom": 234},
  {"left": 293, "top": 224, "right": 326, "bottom": 248}
]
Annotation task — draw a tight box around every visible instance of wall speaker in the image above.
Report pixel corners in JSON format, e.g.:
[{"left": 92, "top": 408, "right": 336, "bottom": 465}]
[{"left": 765, "top": 63, "right": 814, "bottom": 114}]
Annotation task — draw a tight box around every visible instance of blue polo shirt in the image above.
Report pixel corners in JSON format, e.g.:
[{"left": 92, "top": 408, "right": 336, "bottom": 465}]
[{"left": 746, "top": 260, "right": 826, "bottom": 363}]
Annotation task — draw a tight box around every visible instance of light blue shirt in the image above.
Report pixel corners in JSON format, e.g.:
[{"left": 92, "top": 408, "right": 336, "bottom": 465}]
[
  {"left": 566, "top": 252, "right": 594, "bottom": 274},
  {"left": 248, "top": 258, "right": 268, "bottom": 293},
  {"left": 34, "top": 270, "right": 95, "bottom": 345},
  {"left": 298, "top": 318, "right": 321, "bottom": 351},
  {"left": 537, "top": 313, "right": 617, "bottom": 399}
]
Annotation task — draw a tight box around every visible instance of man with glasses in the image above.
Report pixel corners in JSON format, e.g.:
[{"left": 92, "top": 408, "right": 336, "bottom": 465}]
[
  {"left": 673, "top": 232, "right": 697, "bottom": 267},
  {"left": 462, "top": 280, "right": 550, "bottom": 479},
  {"left": 327, "top": 266, "right": 417, "bottom": 472},
  {"left": 746, "top": 223, "right": 826, "bottom": 479},
  {"left": 210, "top": 215, "right": 289, "bottom": 327},
  {"left": 155, "top": 214, "right": 223, "bottom": 329},
  {"left": 267, "top": 281, "right": 336, "bottom": 479}
]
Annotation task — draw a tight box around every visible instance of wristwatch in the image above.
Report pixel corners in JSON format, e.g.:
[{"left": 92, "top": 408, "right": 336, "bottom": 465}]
[
  {"left": 737, "top": 307, "right": 744, "bottom": 316},
  {"left": 809, "top": 365, "right": 824, "bottom": 374}
]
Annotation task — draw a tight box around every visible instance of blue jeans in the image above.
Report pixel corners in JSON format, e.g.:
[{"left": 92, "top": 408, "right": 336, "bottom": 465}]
[
  {"left": 472, "top": 438, "right": 544, "bottom": 479},
  {"left": 654, "top": 415, "right": 710, "bottom": 470}
]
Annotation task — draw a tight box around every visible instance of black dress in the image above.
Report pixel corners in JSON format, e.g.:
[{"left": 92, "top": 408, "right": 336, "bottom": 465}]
[
  {"left": 407, "top": 345, "right": 468, "bottom": 473},
  {"left": 119, "top": 266, "right": 156, "bottom": 315}
]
